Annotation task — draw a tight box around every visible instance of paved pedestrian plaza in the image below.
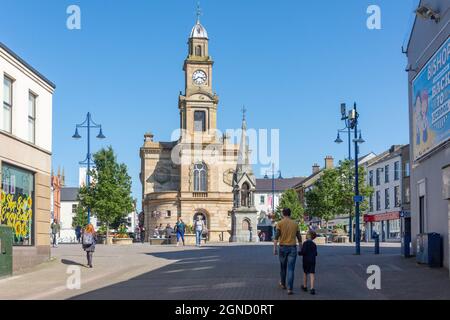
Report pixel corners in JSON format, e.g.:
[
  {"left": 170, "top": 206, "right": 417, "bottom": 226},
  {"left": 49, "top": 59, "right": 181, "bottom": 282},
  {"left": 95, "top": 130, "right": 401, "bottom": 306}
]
[{"left": 1, "top": 243, "right": 450, "bottom": 300}]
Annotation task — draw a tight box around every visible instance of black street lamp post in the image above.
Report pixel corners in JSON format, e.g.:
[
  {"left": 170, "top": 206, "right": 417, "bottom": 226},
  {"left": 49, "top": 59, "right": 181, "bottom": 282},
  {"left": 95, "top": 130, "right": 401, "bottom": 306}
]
[
  {"left": 72, "top": 112, "right": 106, "bottom": 224},
  {"left": 334, "top": 103, "right": 364, "bottom": 244}
]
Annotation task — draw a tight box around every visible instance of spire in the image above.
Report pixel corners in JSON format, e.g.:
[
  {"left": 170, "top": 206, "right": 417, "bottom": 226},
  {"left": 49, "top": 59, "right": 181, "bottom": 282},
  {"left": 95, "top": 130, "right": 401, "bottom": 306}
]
[
  {"left": 237, "top": 106, "right": 253, "bottom": 178},
  {"left": 190, "top": 1, "right": 208, "bottom": 39}
]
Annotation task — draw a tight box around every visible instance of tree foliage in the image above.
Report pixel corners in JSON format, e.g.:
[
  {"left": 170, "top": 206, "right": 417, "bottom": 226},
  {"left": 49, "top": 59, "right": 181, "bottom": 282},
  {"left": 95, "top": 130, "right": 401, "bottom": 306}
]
[
  {"left": 276, "top": 189, "right": 304, "bottom": 222},
  {"left": 71, "top": 204, "right": 88, "bottom": 228},
  {"left": 305, "top": 160, "right": 374, "bottom": 225},
  {"left": 78, "top": 147, "right": 134, "bottom": 235}
]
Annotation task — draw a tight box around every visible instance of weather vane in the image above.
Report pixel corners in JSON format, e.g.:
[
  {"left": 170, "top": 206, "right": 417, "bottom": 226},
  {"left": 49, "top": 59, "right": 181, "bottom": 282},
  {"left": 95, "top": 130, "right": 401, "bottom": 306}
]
[
  {"left": 196, "top": 1, "right": 202, "bottom": 22},
  {"left": 242, "top": 105, "right": 247, "bottom": 121}
]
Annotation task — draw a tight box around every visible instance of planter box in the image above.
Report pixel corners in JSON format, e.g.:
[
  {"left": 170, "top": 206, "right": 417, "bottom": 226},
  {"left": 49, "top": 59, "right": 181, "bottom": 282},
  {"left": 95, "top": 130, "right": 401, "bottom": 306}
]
[
  {"left": 112, "top": 238, "right": 133, "bottom": 245},
  {"left": 97, "top": 235, "right": 115, "bottom": 245},
  {"left": 314, "top": 236, "right": 327, "bottom": 245},
  {"left": 333, "top": 235, "right": 349, "bottom": 243},
  {"left": 183, "top": 234, "right": 207, "bottom": 246}
]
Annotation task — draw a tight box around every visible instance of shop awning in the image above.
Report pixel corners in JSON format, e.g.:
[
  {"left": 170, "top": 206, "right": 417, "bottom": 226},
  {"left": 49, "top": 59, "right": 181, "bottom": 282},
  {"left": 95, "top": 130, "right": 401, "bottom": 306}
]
[{"left": 364, "top": 211, "right": 400, "bottom": 223}]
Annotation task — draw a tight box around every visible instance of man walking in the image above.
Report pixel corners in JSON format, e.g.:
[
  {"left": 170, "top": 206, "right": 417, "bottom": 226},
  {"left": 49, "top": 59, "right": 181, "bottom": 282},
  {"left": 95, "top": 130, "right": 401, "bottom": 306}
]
[
  {"left": 273, "top": 208, "right": 303, "bottom": 295},
  {"left": 51, "top": 219, "right": 60, "bottom": 248}
]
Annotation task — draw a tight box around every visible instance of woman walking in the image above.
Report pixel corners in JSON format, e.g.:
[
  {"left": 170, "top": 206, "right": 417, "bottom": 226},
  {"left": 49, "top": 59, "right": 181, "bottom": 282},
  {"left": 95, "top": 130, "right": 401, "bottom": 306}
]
[
  {"left": 175, "top": 217, "right": 186, "bottom": 247},
  {"left": 82, "top": 224, "right": 97, "bottom": 268}
]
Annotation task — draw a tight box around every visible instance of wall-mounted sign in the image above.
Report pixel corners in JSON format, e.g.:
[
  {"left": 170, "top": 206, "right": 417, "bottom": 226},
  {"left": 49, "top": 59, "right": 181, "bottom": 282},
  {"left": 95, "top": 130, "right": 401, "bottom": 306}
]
[{"left": 412, "top": 36, "right": 450, "bottom": 161}]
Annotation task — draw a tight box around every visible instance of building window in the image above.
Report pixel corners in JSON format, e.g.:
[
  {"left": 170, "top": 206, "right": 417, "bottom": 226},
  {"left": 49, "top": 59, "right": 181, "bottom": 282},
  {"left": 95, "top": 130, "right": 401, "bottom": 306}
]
[
  {"left": 72, "top": 204, "right": 77, "bottom": 214},
  {"left": 195, "top": 45, "right": 202, "bottom": 56},
  {"left": 404, "top": 185, "right": 410, "bottom": 204},
  {"left": 193, "top": 162, "right": 207, "bottom": 192},
  {"left": 167, "top": 210, "right": 171, "bottom": 217},
  {"left": 376, "top": 168, "right": 381, "bottom": 186},
  {"left": 376, "top": 191, "right": 381, "bottom": 211},
  {"left": 194, "top": 111, "right": 206, "bottom": 132},
  {"left": 260, "top": 195, "right": 265, "bottom": 204},
  {"left": 385, "top": 188, "right": 390, "bottom": 209},
  {"left": 405, "top": 162, "right": 410, "bottom": 177},
  {"left": 28, "top": 92, "right": 37, "bottom": 143},
  {"left": 394, "top": 161, "right": 400, "bottom": 181},
  {"left": 369, "top": 194, "right": 374, "bottom": 212},
  {"left": 394, "top": 186, "right": 400, "bottom": 207},
  {"left": 3, "top": 76, "right": 13, "bottom": 133},
  {"left": 369, "top": 170, "right": 373, "bottom": 187},
  {"left": 385, "top": 165, "right": 389, "bottom": 183},
  {"left": 1, "top": 163, "right": 35, "bottom": 246}
]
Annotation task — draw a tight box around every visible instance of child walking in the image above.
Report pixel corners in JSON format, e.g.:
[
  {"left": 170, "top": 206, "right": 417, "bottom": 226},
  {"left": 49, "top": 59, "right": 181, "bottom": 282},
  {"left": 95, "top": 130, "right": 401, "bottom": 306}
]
[{"left": 300, "top": 231, "right": 318, "bottom": 295}]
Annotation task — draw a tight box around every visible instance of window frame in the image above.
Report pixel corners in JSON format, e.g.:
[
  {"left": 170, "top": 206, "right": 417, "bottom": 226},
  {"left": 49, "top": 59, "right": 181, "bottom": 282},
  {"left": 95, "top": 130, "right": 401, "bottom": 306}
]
[
  {"left": 193, "top": 162, "right": 208, "bottom": 192},
  {"left": 384, "top": 165, "right": 389, "bottom": 183},
  {"left": 376, "top": 191, "right": 381, "bottom": 211},
  {"left": 28, "top": 91, "right": 37, "bottom": 143},
  {"left": 3, "top": 75, "right": 13, "bottom": 133},
  {"left": 394, "top": 185, "right": 400, "bottom": 207},
  {"left": 194, "top": 110, "right": 206, "bottom": 132},
  {"left": 385, "top": 188, "right": 390, "bottom": 210},
  {"left": 394, "top": 161, "right": 400, "bottom": 181}
]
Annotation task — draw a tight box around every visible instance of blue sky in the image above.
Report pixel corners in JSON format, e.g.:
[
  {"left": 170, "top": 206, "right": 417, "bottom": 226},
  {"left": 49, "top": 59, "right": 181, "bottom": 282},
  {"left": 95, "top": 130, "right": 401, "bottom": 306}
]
[{"left": 0, "top": 0, "right": 418, "bottom": 210}]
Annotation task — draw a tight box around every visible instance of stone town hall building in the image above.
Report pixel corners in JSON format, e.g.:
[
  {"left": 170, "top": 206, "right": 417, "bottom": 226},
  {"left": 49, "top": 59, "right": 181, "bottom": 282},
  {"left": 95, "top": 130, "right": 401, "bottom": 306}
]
[{"left": 140, "top": 17, "right": 256, "bottom": 242}]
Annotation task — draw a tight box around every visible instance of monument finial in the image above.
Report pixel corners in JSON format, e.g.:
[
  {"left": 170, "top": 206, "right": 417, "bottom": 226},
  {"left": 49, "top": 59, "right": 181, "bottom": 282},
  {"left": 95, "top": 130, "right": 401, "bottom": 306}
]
[
  {"left": 196, "top": 1, "right": 202, "bottom": 23},
  {"left": 241, "top": 105, "right": 247, "bottom": 121}
]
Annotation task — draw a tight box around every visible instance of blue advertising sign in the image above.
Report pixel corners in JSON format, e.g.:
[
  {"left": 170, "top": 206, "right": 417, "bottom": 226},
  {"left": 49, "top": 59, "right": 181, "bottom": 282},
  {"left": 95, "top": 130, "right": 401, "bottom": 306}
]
[{"left": 412, "top": 36, "right": 450, "bottom": 161}]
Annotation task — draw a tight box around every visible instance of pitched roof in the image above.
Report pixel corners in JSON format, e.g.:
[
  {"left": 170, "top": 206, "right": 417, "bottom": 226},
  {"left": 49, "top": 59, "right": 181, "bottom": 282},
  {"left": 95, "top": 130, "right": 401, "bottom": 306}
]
[
  {"left": 256, "top": 177, "right": 306, "bottom": 192},
  {"left": 61, "top": 187, "right": 79, "bottom": 202}
]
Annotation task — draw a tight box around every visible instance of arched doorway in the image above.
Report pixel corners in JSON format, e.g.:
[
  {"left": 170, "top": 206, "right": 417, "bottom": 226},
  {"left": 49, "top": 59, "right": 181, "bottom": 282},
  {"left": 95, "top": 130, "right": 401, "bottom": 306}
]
[
  {"left": 193, "top": 212, "right": 207, "bottom": 226},
  {"left": 242, "top": 218, "right": 252, "bottom": 242}
]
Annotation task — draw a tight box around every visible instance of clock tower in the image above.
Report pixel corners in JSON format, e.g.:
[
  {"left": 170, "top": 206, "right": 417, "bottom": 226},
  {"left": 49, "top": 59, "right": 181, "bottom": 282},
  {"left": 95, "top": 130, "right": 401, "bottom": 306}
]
[{"left": 179, "top": 16, "right": 218, "bottom": 143}]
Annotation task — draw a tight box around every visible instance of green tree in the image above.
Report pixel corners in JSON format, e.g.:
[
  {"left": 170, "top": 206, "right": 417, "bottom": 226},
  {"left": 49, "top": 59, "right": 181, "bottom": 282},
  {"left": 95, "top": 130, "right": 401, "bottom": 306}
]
[
  {"left": 78, "top": 147, "right": 134, "bottom": 241},
  {"left": 304, "top": 160, "right": 374, "bottom": 229},
  {"left": 304, "top": 168, "right": 340, "bottom": 227},
  {"left": 275, "top": 189, "right": 304, "bottom": 222},
  {"left": 71, "top": 204, "right": 88, "bottom": 228},
  {"left": 335, "top": 159, "right": 373, "bottom": 219}
]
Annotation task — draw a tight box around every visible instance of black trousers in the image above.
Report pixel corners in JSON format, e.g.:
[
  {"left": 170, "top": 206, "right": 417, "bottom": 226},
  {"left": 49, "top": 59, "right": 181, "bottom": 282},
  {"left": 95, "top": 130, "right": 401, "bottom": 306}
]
[{"left": 86, "top": 251, "right": 93, "bottom": 266}]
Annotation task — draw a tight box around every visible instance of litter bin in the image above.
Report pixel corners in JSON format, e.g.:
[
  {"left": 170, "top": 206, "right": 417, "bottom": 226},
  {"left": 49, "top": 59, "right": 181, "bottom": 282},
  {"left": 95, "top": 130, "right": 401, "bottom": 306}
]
[
  {"left": 416, "top": 233, "right": 443, "bottom": 268},
  {"left": 0, "top": 225, "right": 13, "bottom": 277}
]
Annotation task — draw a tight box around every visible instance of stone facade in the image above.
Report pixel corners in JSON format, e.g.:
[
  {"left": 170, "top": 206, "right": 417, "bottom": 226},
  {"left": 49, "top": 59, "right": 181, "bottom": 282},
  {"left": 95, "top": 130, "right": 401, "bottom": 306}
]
[{"left": 140, "top": 19, "right": 240, "bottom": 242}]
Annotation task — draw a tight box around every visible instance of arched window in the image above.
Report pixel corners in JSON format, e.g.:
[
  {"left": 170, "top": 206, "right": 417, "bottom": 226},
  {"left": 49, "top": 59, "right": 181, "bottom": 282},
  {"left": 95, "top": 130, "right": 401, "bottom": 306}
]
[
  {"left": 193, "top": 162, "right": 208, "bottom": 192},
  {"left": 242, "top": 219, "right": 251, "bottom": 231},
  {"left": 195, "top": 45, "right": 202, "bottom": 56}
]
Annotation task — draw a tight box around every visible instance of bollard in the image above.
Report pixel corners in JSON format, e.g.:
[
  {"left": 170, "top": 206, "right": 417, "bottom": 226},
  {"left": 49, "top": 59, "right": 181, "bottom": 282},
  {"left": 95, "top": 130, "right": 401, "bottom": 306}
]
[{"left": 374, "top": 234, "right": 380, "bottom": 255}]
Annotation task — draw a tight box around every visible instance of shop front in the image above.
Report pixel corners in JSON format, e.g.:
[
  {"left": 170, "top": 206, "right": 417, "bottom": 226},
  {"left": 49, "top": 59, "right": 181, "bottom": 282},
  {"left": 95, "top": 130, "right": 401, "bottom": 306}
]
[
  {"left": 364, "top": 211, "right": 401, "bottom": 242},
  {"left": 1, "top": 164, "right": 35, "bottom": 247}
]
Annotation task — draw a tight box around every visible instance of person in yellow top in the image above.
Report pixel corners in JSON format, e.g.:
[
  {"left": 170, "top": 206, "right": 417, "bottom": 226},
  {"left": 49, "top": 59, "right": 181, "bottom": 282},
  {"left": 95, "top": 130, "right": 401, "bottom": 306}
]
[{"left": 273, "top": 208, "right": 303, "bottom": 295}]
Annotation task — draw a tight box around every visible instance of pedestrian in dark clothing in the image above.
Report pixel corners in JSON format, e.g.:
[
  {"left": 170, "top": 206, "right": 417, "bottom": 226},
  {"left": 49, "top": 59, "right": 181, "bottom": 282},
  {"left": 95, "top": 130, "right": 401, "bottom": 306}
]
[
  {"left": 75, "top": 225, "right": 82, "bottom": 243},
  {"left": 273, "top": 208, "right": 303, "bottom": 295},
  {"left": 300, "top": 231, "right": 318, "bottom": 295},
  {"left": 140, "top": 227, "right": 146, "bottom": 244},
  {"left": 82, "top": 223, "right": 97, "bottom": 268}
]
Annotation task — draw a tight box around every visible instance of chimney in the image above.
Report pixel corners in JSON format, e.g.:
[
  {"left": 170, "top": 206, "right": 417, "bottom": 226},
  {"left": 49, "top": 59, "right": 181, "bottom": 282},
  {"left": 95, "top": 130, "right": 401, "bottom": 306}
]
[
  {"left": 144, "top": 132, "right": 154, "bottom": 142},
  {"left": 325, "top": 156, "right": 334, "bottom": 169},
  {"left": 312, "top": 164, "right": 320, "bottom": 174}
]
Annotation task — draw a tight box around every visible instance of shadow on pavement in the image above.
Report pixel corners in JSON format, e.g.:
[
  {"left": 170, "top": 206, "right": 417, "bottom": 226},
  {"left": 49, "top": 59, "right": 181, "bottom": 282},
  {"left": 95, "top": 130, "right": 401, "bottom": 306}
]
[{"left": 68, "top": 244, "right": 450, "bottom": 300}]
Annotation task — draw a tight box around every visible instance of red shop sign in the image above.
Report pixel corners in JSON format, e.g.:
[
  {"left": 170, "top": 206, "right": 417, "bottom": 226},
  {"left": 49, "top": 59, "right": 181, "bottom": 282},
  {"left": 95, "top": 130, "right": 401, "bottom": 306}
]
[{"left": 364, "top": 211, "right": 400, "bottom": 223}]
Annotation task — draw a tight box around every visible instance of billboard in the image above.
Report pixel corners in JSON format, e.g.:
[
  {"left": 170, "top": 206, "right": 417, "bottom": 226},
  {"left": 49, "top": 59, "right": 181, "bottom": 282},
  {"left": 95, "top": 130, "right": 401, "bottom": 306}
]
[{"left": 412, "top": 36, "right": 450, "bottom": 161}]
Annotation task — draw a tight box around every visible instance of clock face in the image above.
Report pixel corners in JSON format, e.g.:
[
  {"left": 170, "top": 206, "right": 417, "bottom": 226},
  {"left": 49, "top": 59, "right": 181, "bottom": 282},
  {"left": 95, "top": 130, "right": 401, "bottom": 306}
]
[{"left": 192, "top": 70, "right": 207, "bottom": 85}]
